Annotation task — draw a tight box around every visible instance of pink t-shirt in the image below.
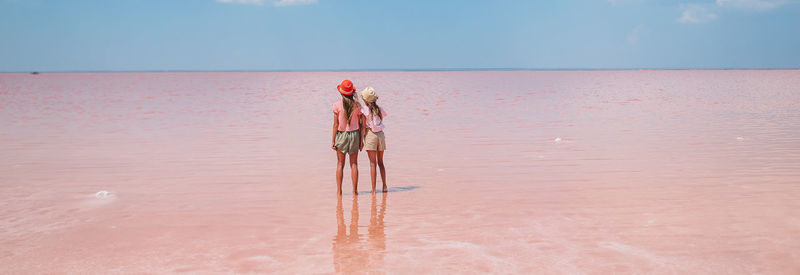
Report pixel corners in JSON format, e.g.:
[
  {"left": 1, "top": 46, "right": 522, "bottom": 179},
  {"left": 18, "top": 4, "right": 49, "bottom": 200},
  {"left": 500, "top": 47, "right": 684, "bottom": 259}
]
[{"left": 332, "top": 100, "right": 361, "bottom": 131}]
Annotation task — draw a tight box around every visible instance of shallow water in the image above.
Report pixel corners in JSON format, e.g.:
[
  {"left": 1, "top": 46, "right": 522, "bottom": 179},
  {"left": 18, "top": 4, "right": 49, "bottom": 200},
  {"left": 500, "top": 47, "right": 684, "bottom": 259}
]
[{"left": 1, "top": 70, "right": 799, "bottom": 274}]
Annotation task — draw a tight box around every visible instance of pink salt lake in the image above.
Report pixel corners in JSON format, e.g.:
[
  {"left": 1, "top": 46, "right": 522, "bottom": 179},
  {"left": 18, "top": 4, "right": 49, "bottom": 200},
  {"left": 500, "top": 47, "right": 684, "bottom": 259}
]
[{"left": 1, "top": 70, "right": 799, "bottom": 274}]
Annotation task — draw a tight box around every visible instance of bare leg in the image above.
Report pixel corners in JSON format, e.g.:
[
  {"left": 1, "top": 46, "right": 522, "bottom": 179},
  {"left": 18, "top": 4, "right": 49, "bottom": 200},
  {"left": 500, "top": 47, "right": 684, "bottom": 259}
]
[
  {"left": 377, "top": 150, "right": 387, "bottom": 192},
  {"left": 349, "top": 152, "right": 359, "bottom": 195},
  {"left": 367, "top": 150, "right": 378, "bottom": 194},
  {"left": 336, "top": 150, "right": 346, "bottom": 196}
]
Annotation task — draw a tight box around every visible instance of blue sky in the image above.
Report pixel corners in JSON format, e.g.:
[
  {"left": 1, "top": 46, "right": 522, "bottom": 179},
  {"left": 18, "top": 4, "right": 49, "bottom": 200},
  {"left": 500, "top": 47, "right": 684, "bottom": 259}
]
[{"left": 1, "top": 0, "right": 798, "bottom": 71}]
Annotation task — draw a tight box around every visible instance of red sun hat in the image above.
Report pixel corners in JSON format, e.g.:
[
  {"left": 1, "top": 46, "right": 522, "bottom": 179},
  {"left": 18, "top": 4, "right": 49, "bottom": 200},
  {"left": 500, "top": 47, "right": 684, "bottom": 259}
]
[{"left": 337, "top": 80, "right": 355, "bottom": 96}]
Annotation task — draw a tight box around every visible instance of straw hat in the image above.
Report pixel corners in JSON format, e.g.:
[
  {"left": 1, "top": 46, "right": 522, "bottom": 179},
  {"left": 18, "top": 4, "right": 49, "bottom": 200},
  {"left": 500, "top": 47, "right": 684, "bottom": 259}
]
[{"left": 360, "top": 86, "right": 378, "bottom": 103}]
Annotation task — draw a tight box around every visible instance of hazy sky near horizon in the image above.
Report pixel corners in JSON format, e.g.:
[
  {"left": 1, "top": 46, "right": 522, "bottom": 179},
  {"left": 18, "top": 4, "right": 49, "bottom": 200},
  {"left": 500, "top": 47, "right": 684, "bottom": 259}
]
[{"left": 1, "top": 0, "right": 799, "bottom": 71}]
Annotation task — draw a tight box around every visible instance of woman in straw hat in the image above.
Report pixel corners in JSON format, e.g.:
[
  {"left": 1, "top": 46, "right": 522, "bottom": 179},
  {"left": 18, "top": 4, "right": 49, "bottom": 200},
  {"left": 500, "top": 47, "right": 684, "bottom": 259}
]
[
  {"left": 359, "top": 86, "right": 388, "bottom": 193},
  {"left": 332, "top": 80, "right": 365, "bottom": 196}
]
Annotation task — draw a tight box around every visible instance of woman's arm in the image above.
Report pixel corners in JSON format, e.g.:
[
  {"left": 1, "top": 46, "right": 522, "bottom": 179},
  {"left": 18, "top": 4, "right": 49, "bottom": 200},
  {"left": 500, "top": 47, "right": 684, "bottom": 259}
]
[
  {"left": 332, "top": 114, "right": 339, "bottom": 150},
  {"left": 359, "top": 114, "right": 366, "bottom": 151}
]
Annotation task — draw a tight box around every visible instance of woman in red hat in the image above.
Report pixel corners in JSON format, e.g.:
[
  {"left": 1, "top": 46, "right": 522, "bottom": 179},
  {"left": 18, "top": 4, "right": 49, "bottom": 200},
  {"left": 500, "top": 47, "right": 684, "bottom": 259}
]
[{"left": 331, "top": 80, "right": 365, "bottom": 196}]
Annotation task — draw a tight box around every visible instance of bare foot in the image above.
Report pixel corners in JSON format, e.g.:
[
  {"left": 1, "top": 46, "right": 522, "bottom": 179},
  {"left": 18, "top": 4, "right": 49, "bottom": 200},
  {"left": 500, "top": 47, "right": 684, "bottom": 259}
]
[{"left": 382, "top": 185, "right": 388, "bottom": 193}]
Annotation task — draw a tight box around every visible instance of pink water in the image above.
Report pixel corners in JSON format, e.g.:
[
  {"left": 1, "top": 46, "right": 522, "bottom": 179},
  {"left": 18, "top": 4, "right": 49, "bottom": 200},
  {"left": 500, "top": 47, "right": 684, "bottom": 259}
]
[{"left": 1, "top": 70, "right": 799, "bottom": 274}]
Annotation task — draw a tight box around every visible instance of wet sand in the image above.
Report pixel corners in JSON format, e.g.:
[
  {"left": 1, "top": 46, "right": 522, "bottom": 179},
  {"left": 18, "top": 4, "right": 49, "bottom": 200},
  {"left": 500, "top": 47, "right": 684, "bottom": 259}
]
[{"left": 1, "top": 70, "right": 799, "bottom": 273}]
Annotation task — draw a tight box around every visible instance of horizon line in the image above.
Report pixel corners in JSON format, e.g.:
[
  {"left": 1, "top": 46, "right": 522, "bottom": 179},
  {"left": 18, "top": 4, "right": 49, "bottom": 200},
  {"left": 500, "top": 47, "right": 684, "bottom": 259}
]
[{"left": 2, "top": 67, "right": 800, "bottom": 74}]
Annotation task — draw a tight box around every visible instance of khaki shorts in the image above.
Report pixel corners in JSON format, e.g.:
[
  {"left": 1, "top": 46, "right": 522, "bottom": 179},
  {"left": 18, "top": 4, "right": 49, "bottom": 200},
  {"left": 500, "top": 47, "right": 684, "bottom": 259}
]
[{"left": 364, "top": 130, "right": 386, "bottom": 151}]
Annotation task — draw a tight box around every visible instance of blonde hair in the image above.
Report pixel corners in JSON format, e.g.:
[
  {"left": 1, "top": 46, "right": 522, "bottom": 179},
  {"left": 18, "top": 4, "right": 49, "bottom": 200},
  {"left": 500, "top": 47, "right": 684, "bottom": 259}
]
[
  {"left": 341, "top": 94, "right": 358, "bottom": 123},
  {"left": 366, "top": 100, "right": 382, "bottom": 121}
]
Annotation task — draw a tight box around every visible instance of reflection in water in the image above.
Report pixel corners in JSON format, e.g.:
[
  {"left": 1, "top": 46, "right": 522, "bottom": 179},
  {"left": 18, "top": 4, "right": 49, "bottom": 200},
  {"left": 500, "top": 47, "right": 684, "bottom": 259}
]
[{"left": 333, "top": 194, "right": 387, "bottom": 274}]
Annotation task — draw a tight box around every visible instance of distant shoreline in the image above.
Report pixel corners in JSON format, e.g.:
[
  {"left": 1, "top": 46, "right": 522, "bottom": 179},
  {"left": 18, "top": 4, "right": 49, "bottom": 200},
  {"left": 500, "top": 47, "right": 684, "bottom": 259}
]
[{"left": 3, "top": 68, "right": 799, "bottom": 74}]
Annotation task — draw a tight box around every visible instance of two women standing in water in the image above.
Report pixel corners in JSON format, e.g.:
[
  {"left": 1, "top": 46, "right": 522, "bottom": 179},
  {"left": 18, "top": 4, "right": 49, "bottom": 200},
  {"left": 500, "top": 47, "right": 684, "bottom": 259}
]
[{"left": 331, "top": 80, "right": 388, "bottom": 196}]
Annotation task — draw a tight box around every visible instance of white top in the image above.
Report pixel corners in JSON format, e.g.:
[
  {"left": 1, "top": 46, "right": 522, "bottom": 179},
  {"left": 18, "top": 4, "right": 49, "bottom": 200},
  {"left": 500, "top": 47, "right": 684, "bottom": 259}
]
[{"left": 360, "top": 103, "right": 387, "bottom": 132}]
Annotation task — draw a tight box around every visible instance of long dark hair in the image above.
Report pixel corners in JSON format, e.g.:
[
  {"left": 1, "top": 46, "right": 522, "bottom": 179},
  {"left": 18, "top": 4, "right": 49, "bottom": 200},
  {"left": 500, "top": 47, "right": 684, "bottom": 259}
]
[
  {"left": 342, "top": 94, "right": 357, "bottom": 123},
  {"left": 366, "top": 101, "right": 382, "bottom": 121}
]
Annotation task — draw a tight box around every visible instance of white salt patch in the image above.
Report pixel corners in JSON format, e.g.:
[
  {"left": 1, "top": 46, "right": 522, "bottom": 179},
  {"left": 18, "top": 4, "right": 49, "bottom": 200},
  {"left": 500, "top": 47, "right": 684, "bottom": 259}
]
[
  {"left": 84, "top": 190, "right": 116, "bottom": 206},
  {"left": 437, "top": 168, "right": 445, "bottom": 172},
  {"left": 95, "top": 190, "right": 110, "bottom": 199},
  {"left": 554, "top": 137, "right": 562, "bottom": 143},
  {"left": 736, "top": 137, "right": 745, "bottom": 141},
  {"left": 600, "top": 241, "right": 669, "bottom": 266},
  {"left": 407, "top": 239, "right": 513, "bottom": 273}
]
